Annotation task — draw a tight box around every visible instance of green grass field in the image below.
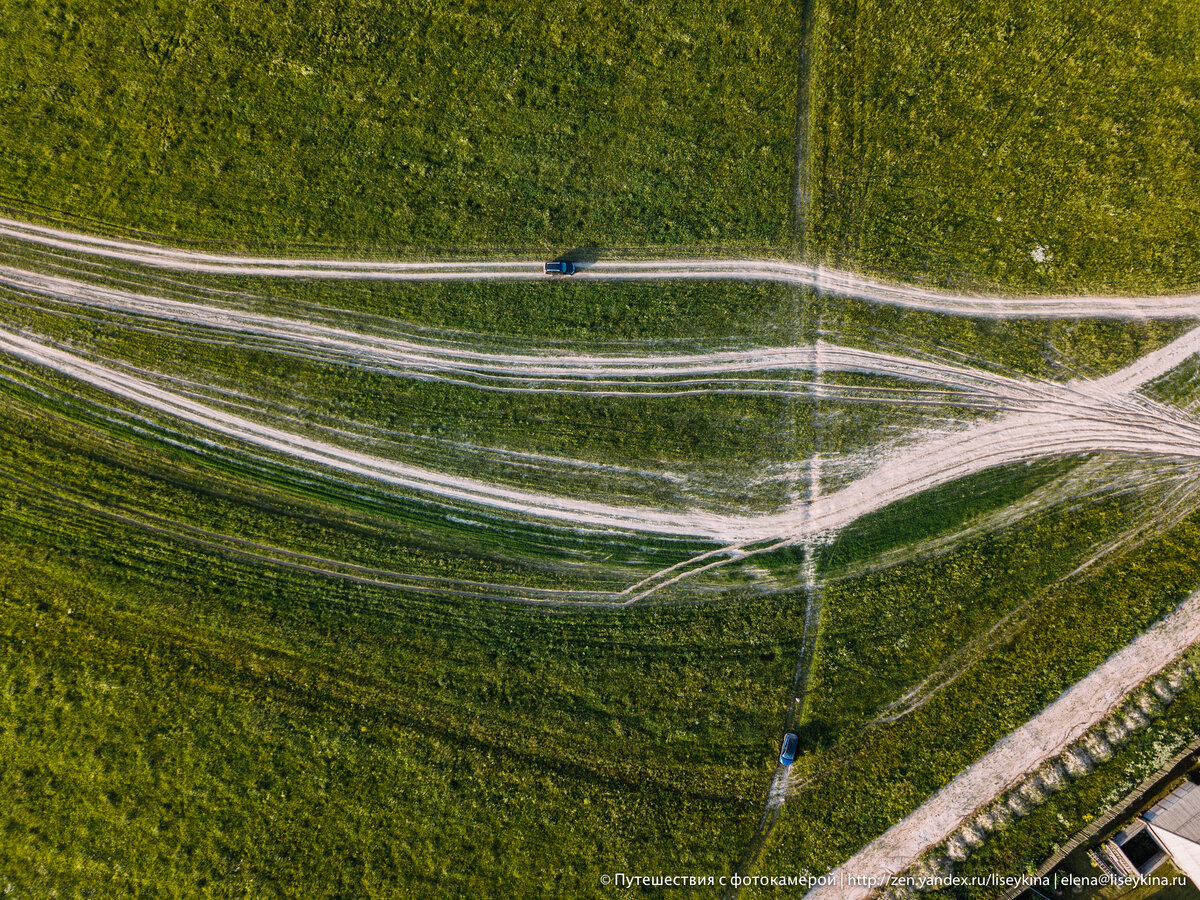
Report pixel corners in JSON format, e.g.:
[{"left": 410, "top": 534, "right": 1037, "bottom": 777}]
[
  {"left": 0, "top": 0, "right": 800, "bottom": 249},
  {"left": 805, "top": 0, "right": 1200, "bottom": 293},
  {"left": 0, "top": 374, "right": 810, "bottom": 895},
  {"left": 757, "top": 491, "right": 1200, "bottom": 882},
  {"left": 2, "top": 0, "right": 1200, "bottom": 894},
  {"left": 0, "top": 535, "right": 800, "bottom": 897}
]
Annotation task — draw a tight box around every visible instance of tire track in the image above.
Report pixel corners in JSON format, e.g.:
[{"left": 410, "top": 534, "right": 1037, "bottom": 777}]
[
  {"left": 0, "top": 264, "right": 1040, "bottom": 400},
  {"left": 3, "top": 323, "right": 1200, "bottom": 550},
  {"left": 4, "top": 217, "right": 1200, "bottom": 318}
]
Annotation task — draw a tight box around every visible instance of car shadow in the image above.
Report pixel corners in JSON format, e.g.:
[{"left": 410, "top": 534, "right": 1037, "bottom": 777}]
[{"left": 554, "top": 246, "right": 602, "bottom": 271}]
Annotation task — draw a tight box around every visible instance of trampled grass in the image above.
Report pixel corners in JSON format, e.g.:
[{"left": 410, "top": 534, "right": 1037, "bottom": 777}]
[
  {"left": 0, "top": 292, "right": 808, "bottom": 464},
  {"left": 819, "top": 293, "right": 1194, "bottom": 383},
  {"left": 0, "top": 290, "right": 818, "bottom": 523}
]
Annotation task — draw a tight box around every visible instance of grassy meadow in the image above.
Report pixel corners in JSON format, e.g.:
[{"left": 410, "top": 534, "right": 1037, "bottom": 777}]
[
  {"left": 804, "top": 0, "right": 1200, "bottom": 293},
  {"left": 0, "top": 375, "right": 810, "bottom": 895},
  {"left": 2, "top": 0, "right": 1200, "bottom": 894},
  {"left": 0, "top": 0, "right": 800, "bottom": 250},
  {"left": 756, "top": 481, "right": 1200, "bottom": 881}
]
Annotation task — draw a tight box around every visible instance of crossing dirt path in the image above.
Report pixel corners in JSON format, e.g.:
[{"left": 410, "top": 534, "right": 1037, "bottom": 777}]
[{"left": 2, "top": 321, "right": 1200, "bottom": 547}]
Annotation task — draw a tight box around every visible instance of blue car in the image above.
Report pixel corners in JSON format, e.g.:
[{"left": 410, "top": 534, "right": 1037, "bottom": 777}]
[
  {"left": 544, "top": 260, "right": 577, "bottom": 276},
  {"left": 779, "top": 732, "right": 799, "bottom": 766}
]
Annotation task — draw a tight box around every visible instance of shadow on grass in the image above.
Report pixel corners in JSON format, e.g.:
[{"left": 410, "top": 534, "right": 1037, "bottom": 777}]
[{"left": 554, "top": 246, "right": 603, "bottom": 270}]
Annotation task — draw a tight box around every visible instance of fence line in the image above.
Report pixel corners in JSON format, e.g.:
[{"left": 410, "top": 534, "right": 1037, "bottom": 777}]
[{"left": 996, "top": 736, "right": 1200, "bottom": 900}]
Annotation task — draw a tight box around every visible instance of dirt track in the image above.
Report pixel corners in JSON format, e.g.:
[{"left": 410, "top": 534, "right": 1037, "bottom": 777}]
[
  {"left": 2, "top": 319, "right": 1200, "bottom": 547},
  {"left": 0, "top": 327, "right": 737, "bottom": 540},
  {"left": 805, "top": 588, "right": 1200, "bottom": 900},
  {"left": 7, "top": 217, "right": 1200, "bottom": 875},
  {"left": 4, "top": 225, "right": 1200, "bottom": 555},
  {"left": 0, "top": 264, "right": 1042, "bottom": 402},
  {"left": 5, "top": 216, "right": 1200, "bottom": 318}
]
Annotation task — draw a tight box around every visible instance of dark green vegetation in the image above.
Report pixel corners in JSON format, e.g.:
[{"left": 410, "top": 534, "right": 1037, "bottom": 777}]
[
  {"left": 0, "top": 0, "right": 799, "bottom": 249},
  {"left": 805, "top": 0, "right": 1200, "bottom": 292},
  {"left": 227, "top": 272, "right": 805, "bottom": 347},
  {"left": 754, "top": 473, "right": 1200, "bottom": 881},
  {"left": 0, "top": 381, "right": 807, "bottom": 896},
  {"left": 817, "top": 458, "right": 1075, "bottom": 574},
  {"left": 1148, "top": 353, "right": 1200, "bottom": 410}
]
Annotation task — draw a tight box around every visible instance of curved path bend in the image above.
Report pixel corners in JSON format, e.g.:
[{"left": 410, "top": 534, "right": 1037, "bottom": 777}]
[{"left": 3, "top": 321, "right": 1200, "bottom": 550}]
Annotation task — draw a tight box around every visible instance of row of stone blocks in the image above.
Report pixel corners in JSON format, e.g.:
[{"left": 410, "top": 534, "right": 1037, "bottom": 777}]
[{"left": 878, "top": 661, "right": 1195, "bottom": 899}]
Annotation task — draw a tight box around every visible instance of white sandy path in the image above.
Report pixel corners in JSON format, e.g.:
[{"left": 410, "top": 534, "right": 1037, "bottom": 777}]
[
  {"left": 805, "top": 588, "right": 1200, "bottom": 900},
  {"left": 0, "top": 264, "right": 1051, "bottom": 405},
  {"left": 742, "top": 325, "right": 1200, "bottom": 542},
  {"left": 0, "top": 327, "right": 734, "bottom": 539},
  {"left": 3, "top": 217, "right": 1200, "bottom": 319},
  {"left": 4, "top": 324, "right": 1200, "bottom": 545}
]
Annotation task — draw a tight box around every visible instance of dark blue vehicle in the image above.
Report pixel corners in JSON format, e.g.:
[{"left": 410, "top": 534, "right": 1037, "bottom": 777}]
[
  {"left": 779, "top": 732, "right": 799, "bottom": 766},
  {"left": 544, "top": 260, "right": 577, "bottom": 276}
]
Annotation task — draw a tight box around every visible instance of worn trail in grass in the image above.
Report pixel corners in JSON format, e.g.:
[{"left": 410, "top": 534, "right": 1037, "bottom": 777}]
[
  {"left": 6, "top": 217, "right": 1200, "bottom": 317},
  {"left": 4, "top": 319, "right": 1200, "bottom": 553}
]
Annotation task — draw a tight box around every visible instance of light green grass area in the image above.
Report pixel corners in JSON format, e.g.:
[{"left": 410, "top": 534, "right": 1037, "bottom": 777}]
[
  {"left": 805, "top": 0, "right": 1200, "bottom": 292},
  {"left": 0, "top": 0, "right": 800, "bottom": 249}
]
